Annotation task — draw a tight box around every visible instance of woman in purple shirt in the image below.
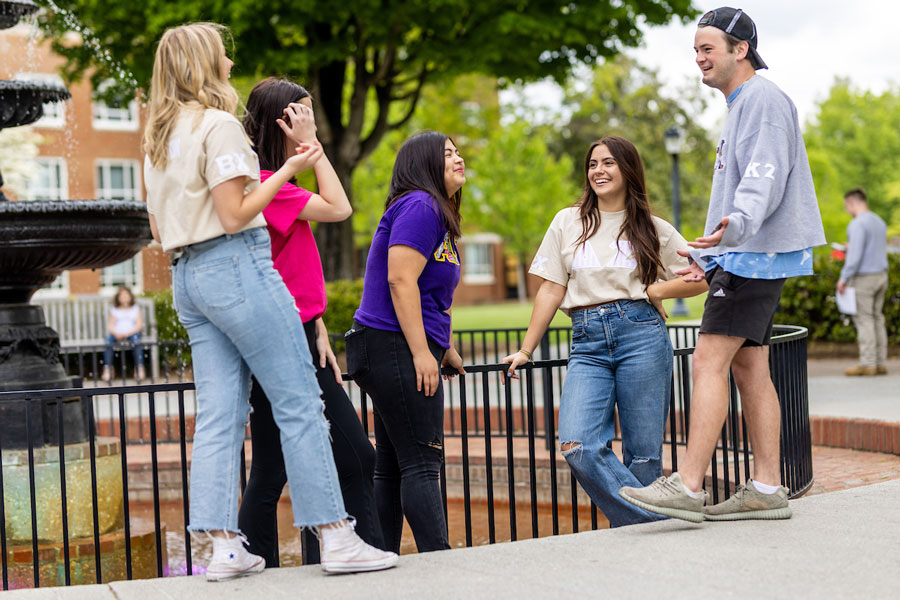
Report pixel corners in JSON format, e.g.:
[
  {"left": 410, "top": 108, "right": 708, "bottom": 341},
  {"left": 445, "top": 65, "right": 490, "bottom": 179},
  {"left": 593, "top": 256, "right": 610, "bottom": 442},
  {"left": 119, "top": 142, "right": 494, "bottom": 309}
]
[{"left": 347, "top": 131, "right": 466, "bottom": 552}]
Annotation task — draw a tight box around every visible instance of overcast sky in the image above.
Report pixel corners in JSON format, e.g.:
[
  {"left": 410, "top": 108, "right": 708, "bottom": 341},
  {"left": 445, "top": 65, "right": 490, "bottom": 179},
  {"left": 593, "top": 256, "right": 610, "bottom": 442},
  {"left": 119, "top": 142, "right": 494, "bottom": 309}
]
[{"left": 631, "top": 0, "right": 900, "bottom": 131}]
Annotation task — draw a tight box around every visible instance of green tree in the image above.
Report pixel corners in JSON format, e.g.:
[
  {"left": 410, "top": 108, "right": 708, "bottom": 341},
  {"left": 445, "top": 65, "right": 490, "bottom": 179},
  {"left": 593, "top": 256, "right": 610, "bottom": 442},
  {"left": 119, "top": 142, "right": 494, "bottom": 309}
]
[
  {"left": 804, "top": 79, "right": 900, "bottom": 242},
  {"left": 466, "top": 120, "right": 578, "bottom": 300},
  {"left": 553, "top": 56, "right": 713, "bottom": 238},
  {"left": 37, "top": 0, "right": 696, "bottom": 279},
  {"left": 351, "top": 74, "right": 501, "bottom": 248}
]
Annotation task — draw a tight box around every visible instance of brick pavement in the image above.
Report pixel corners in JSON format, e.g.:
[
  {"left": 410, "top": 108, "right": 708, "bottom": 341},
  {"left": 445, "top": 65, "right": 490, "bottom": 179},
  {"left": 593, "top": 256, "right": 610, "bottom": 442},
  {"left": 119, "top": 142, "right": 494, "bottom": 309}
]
[{"left": 121, "top": 436, "right": 900, "bottom": 502}]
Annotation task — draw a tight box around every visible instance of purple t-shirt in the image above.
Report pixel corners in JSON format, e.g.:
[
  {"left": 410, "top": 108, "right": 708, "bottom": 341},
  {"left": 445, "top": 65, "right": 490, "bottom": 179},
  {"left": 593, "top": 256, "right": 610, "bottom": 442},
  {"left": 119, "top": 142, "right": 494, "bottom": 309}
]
[{"left": 354, "top": 190, "right": 461, "bottom": 348}]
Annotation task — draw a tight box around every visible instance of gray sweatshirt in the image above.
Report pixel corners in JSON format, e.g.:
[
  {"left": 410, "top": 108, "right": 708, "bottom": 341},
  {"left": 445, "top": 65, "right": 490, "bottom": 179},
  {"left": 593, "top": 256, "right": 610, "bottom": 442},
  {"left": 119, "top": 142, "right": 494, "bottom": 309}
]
[
  {"left": 839, "top": 211, "right": 888, "bottom": 281},
  {"left": 692, "top": 75, "right": 825, "bottom": 265}
]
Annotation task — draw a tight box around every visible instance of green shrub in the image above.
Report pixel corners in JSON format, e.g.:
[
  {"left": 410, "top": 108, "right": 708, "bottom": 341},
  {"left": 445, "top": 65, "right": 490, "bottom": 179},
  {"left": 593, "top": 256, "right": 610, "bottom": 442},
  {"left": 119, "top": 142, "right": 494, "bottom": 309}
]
[
  {"left": 777, "top": 253, "right": 900, "bottom": 344},
  {"left": 143, "top": 289, "right": 188, "bottom": 341},
  {"left": 324, "top": 279, "right": 365, "bottom": 347},
  {"left": 143, "top": 289, "right": 192, "bottom": 368}
]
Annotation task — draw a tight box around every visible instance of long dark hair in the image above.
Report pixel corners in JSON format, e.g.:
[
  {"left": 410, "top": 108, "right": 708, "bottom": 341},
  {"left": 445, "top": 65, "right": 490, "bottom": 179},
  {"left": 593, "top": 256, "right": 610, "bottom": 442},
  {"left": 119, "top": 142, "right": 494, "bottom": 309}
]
[
  {"left": 242, "top": 77, "right": 311, "bottom": 174},
  {"left": 386, "top": 131, "right": 462, "bottom": 239},
  {"left": 575, "top": 136, "right": 662, "bottom": 289}
]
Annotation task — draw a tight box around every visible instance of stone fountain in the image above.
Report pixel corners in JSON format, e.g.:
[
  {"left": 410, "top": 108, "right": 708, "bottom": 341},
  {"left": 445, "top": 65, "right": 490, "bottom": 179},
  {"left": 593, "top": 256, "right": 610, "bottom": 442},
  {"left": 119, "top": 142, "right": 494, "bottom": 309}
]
[{"left": 0, "top": 0, "right": 162, "bottom": 588}]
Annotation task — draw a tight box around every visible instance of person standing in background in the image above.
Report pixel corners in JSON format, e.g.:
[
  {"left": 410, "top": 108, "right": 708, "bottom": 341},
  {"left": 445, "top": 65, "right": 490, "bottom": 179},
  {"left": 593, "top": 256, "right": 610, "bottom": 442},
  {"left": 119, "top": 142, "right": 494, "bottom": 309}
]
[{"left": 837, "top": 188, "right": 889, "bottom": 376}]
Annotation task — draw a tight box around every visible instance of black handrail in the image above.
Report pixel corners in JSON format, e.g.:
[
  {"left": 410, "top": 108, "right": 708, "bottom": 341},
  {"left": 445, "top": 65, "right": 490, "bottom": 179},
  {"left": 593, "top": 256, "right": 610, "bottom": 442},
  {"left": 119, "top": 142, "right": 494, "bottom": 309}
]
[{"left": 0, "top": 324, "right": 812, "bottom": 589}]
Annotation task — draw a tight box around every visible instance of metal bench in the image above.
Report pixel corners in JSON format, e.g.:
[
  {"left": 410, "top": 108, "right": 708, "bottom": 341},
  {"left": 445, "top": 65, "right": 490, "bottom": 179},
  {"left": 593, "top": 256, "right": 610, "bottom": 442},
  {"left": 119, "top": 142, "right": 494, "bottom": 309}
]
[{"left": 33, "top": 295, "right": 159, "bottom": 379}]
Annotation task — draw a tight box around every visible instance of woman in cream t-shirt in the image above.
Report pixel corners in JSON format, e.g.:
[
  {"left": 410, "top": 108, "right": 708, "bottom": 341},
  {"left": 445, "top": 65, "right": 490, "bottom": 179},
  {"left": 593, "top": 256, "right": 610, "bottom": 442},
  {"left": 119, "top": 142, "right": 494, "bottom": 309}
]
[{"left": 502, "top": 136, "right": 707, "bottom": 527}]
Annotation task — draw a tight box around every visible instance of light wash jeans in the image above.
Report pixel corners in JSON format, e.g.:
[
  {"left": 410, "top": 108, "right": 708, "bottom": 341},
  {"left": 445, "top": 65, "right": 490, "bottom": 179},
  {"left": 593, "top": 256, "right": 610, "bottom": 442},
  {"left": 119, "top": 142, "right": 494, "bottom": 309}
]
[
  {"left": 558, "top": 300, "right": 671, "bottom": 527},
  {"left": 172, "top": 227, "right": 346, "bottom": 532}
]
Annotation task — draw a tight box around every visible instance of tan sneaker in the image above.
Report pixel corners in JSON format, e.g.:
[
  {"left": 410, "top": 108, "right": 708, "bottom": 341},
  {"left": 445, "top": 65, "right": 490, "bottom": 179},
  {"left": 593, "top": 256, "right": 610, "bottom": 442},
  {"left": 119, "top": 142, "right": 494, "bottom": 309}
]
[
  {"left": 703, "top": 480, "right": 792, "bottom": 521},
  {"left": 845, "top": 365, "right": 878, "bottom": 376},
  {"left": 619, "top": 472, "right": 707, "bottom": 523},
  {"left": 875, "top": 365, "right": 888, "bottom": 375}
]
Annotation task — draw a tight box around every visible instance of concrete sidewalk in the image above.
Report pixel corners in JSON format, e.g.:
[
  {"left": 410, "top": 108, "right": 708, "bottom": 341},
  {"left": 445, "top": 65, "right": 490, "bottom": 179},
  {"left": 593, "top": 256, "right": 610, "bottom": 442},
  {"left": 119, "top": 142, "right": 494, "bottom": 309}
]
[
  {"left": 6, "top": 479, "right": 899, "bottom": 599},
  {"left": 807, "top": 357, "right": 900, "bottom": 422}
]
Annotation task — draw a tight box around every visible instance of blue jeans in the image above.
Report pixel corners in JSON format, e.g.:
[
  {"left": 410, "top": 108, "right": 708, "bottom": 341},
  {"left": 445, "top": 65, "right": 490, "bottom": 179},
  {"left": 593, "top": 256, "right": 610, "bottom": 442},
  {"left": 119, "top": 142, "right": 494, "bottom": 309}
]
[
  {"left": 558, "top": 300, "right": 672, "bottom": 527},
  {"left": 103, "top": 333, "right": 143, "bottom": 367},
  {"left": 172, "top": 227, "right": 346, "bottom": 532}
]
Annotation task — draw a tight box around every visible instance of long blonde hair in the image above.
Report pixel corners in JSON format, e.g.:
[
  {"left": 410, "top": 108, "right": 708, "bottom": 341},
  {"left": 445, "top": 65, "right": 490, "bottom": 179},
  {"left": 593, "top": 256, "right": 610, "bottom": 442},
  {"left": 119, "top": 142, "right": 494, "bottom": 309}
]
[{"left": 142, "top": 23, "right": 240, "bottom": 168}]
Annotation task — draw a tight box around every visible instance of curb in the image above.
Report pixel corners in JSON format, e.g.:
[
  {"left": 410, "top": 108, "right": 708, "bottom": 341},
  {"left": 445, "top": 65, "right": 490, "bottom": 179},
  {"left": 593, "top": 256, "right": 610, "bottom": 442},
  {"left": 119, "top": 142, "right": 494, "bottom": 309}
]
[{"left": 809, "top": 415, "right": 900, "bottom": 455}]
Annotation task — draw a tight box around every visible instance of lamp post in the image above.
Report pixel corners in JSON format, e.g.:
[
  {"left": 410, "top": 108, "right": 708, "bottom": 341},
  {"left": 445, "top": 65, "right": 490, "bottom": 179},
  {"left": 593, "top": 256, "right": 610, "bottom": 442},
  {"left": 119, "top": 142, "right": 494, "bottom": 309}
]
[{"left": 664, "top": 125, "right": 690, "bottom": 317}]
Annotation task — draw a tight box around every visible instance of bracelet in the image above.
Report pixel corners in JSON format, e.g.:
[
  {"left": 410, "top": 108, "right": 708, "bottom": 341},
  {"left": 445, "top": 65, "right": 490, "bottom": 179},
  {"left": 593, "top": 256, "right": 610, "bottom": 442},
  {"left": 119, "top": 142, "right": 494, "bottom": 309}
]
[{"left": 517, "top": 348, "right": 533, "bottom": 362}]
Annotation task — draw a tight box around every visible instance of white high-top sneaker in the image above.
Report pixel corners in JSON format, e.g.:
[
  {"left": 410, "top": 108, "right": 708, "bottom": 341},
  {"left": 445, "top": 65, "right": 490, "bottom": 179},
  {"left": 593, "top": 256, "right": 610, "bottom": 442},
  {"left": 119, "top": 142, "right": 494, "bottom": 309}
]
[
  {"left": 206, "top": 533, "right": 266, "bottom": 582},
  {"left": 319, "top": 519, "right": 399, "bottom": 574}
]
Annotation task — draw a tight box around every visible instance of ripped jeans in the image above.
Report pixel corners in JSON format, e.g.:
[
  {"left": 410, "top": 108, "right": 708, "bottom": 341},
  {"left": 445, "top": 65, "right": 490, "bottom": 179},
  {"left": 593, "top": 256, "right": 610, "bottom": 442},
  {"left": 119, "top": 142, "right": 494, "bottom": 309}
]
[
  {"left": 346, "top": 323, "right": 450, "bottom": 553},
  {"left": 558, "top": 300, "right": 671, "bottom": 527}
]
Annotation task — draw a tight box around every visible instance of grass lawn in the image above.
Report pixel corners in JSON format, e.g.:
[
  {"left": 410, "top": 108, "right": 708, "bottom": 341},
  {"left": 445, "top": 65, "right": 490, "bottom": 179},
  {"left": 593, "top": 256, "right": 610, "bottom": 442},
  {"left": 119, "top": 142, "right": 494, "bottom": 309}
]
[{"left": 452, "top": 293, "right": 706, "bottom": 331}]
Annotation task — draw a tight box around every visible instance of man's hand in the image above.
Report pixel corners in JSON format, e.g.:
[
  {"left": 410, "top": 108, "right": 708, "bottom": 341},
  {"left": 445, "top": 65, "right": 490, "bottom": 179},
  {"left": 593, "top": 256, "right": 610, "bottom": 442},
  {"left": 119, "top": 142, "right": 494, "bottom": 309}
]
[
  {"left": 836, "top": 280, "right": 847, "bottom": 294},
  {"left": 688, "top": 217, "right": 729, "bottom": 249},
  {"left": 675, "top": 249, "right": 707, "bottom": 282}
]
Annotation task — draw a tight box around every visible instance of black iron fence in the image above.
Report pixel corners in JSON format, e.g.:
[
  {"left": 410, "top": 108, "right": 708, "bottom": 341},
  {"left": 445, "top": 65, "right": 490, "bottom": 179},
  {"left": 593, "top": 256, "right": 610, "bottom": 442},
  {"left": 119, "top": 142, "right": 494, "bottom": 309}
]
[{"left": 0, "top": 324, "right": 812, "bottom": 589}]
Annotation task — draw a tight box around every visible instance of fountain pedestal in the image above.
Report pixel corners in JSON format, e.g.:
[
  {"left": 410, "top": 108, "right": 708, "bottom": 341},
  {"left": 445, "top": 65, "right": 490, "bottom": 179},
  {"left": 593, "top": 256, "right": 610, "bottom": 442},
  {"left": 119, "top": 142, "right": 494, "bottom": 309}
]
[{"left": 0, "top": 1, "right": 159, "bottom": 588}]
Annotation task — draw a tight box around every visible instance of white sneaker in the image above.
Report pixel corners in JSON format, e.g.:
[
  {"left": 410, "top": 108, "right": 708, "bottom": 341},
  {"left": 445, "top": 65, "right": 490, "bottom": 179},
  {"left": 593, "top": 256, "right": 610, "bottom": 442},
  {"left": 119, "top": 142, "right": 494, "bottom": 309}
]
[
  {"left": 206, "top": 533, "right": 266, "bottom": 582},
  {"left": 319, "top": 519, "right": 399, "bottom": 574}
]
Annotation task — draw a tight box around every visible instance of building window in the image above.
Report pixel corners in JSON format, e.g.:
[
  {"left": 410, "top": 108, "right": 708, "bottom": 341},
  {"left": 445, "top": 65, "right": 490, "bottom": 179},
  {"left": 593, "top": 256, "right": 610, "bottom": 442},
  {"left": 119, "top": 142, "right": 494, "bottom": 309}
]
[
  {"left": 14, "top": 73, "right": 66, "bottom": 129},
  {"left": 92, "top": 89, "right": 139, "bottom": 131},
  {"left": 32, "top": 272, "right": 70, "bottom": 299},
  {"left": 96, "top": 159, "right": 142, "bottom": 292},
  {"left": 95, "top": 160, "right": 140, "bottom": 201},
  {"left": 26, "top": 157, "right": 68, "bottom": 200},
  {"left": 100, "top": 256, "right": 142, "bottom": 292},
  {"left": 462, "top": 238, "right": 497, "bottom": 285}
]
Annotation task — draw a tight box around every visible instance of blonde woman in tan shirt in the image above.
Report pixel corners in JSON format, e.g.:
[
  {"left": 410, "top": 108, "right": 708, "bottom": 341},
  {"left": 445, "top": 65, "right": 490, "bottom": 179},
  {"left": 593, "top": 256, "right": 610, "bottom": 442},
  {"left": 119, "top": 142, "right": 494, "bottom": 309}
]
[
  {"left": 142, "top": 23, "right": 396, "bottom": 579},
  {"left": 502, "top": 136, "right": 706, "bottom": 527}
]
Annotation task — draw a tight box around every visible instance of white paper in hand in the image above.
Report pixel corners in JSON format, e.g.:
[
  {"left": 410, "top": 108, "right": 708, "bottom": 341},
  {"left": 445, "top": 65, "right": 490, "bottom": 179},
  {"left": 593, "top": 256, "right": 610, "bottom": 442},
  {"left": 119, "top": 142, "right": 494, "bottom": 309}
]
[{"left": 836, "top": 287, "right": 857, "bottom": 315}]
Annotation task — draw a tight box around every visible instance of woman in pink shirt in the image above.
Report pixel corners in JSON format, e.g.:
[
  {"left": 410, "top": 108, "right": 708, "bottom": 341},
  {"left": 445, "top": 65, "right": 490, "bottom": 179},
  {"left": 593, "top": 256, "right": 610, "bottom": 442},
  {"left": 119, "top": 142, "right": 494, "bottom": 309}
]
[{"left": 238, "top": 78, "right": 385, "bottom": 564}]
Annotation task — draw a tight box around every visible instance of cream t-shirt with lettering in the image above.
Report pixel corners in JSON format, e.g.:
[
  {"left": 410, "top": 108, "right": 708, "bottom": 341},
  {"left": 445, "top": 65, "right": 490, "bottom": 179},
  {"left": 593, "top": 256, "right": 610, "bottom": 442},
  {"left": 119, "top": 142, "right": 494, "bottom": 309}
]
[
  {"left": 529, "top": 207, "right": 690, "bottom": 315},
  {"left": 144, "top": 107, "right": 265, "bottom": 252}
]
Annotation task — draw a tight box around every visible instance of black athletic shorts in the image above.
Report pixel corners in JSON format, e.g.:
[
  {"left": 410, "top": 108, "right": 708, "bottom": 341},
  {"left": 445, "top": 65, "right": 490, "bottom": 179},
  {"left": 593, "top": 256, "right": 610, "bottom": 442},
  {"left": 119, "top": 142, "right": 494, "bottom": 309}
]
[{"left": 699, "top": 267, "right": 786, "bottom": 347}]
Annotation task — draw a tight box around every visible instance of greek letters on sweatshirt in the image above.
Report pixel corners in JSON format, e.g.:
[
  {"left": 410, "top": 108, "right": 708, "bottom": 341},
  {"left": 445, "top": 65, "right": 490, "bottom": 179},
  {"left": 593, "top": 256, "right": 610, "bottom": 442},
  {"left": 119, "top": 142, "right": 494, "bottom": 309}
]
[{"left": 691, "top": 75, "right": 825, "bottom": 266}]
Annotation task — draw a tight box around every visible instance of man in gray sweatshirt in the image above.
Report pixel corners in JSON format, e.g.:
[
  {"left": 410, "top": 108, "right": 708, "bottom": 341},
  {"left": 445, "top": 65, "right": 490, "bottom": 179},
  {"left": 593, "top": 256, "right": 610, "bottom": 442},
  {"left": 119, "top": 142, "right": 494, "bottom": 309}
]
[
  {"left": 620, "top": 7, "right": 825, "bottom": 522},
  {"left": 838, "top": 188, "right": 889, "bottom": 376}
]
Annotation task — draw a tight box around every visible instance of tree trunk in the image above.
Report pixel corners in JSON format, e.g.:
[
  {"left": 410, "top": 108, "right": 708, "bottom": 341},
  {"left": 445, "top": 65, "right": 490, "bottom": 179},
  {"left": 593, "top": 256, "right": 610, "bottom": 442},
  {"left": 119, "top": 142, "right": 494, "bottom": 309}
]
[
  {"left": 316, "top": 161, "right": 357, "bottom": 281},
  {"left": 516, "top": 253, "right": 528, "bottom": 303}
]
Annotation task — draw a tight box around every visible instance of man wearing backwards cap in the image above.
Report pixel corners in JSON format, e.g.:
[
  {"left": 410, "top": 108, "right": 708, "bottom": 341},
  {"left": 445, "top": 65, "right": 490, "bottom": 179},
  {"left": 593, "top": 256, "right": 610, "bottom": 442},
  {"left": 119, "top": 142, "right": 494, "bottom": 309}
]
[{"left": 620, "top": 7, "right": 825, "bottom": 522}]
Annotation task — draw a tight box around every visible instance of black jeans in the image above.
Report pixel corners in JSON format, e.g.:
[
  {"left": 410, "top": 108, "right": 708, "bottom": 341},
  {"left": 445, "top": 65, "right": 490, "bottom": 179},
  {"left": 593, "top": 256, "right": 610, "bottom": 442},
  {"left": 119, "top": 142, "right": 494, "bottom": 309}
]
[
  {"left": 345, "top": 322, "right": 450, "bottom": 553},
  {"left": 237, "top": 319, "right": 384, "bottom": 566}
]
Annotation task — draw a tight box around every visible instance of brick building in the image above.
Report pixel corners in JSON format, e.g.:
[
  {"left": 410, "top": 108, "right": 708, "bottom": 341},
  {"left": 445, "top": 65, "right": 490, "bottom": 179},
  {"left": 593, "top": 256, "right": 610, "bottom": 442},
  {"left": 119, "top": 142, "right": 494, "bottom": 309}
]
[{"left": 0, "top": 24, "right": 169, "bottom": 299}]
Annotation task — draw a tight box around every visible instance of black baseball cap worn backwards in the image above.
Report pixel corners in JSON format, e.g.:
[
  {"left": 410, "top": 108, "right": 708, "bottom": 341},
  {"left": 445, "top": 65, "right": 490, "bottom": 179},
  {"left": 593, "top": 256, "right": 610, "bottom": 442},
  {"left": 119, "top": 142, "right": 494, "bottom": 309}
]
[{"left": 698, "top": 7, "right": 768, "bottom": 70}]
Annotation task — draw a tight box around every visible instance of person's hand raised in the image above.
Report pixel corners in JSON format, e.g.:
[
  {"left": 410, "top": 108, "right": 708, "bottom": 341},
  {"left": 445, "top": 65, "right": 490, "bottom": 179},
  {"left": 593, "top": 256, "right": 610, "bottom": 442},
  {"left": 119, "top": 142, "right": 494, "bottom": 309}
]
[{"left": 277, "top": 102, "right": 317, "bottom": 144}]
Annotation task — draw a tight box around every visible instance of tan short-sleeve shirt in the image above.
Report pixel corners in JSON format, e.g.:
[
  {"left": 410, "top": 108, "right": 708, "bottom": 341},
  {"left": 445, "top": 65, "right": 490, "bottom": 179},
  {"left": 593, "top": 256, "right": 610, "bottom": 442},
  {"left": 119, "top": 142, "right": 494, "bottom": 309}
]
[
  {"left": 529, "top": 207, "right": 690, "bottom": 315},
  {"left": 144, "top": 107, "right": 264, "bottom": 251}
]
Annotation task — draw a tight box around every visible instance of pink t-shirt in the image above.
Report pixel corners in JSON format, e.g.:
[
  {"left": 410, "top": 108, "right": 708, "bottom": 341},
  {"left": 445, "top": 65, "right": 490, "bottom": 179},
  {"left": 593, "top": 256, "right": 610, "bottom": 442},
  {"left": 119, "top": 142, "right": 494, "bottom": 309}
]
[{"left": 260, "top": 170, "right": 326, "bottom": 323}]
